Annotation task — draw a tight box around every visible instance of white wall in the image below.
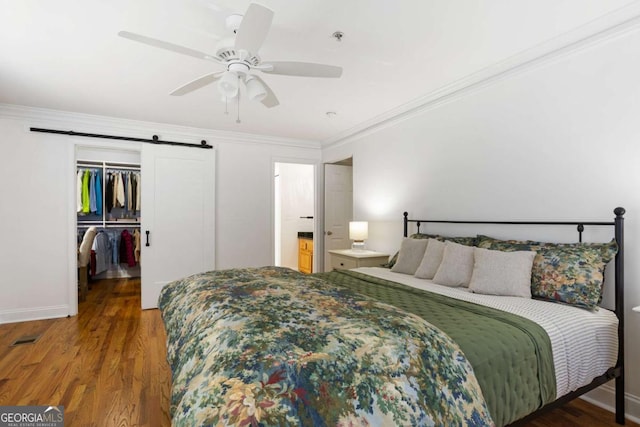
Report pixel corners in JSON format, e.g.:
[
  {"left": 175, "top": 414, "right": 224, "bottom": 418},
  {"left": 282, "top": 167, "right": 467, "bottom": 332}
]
[
  {"left": 215, "top": 144, "right": 320, "bottom": 270},
  {"left": 0, "top": 105, "right": 320, "bottom": 323},
  {"left": 323, "top": 26, "right": 640, "bottom": 420}
]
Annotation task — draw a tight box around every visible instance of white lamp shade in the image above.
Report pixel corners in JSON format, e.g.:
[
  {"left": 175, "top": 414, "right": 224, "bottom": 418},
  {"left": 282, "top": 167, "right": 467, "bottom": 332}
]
[
  {"left": 245, "top": 76, "right": 267, "bottom": 101},
  {"left": 217, "top": 71, "right": 239, "bottom": 98},
  {"left": 349, "top": 221, "right": 368, "bottom": 241}
]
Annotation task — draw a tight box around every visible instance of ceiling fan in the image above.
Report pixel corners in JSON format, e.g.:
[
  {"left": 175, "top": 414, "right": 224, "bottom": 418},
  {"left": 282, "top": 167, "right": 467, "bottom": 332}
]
[{"left": 119, "top": 3, "right": 343, "bottom": 109}]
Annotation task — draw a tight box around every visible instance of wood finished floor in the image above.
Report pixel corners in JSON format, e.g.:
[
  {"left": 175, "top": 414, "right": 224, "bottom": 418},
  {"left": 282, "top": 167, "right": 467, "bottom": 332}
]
[{"left": 0, "top": 277, "right": 636, "bottom": 427}]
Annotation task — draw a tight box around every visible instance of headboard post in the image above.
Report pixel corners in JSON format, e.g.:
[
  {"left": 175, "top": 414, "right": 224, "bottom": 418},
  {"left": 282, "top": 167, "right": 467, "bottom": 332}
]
[
  {"left": 614, "top": 207, "right": 625, "bottom": 424},
  {"left": 577, "top": 224, "right": 584, "bottom": 242},
  {"left": 403, "top": 212, "right": 408, "bottom": 237}
]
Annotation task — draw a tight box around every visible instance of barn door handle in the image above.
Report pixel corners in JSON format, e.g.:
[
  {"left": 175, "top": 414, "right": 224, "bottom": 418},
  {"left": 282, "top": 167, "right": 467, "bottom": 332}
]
[{"left": 145, "top": 230, "right": 150, "bottom": 247}]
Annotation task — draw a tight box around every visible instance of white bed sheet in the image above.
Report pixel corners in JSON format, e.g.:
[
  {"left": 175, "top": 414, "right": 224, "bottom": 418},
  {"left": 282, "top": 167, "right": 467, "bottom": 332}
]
[{"left": 352, "top": 267, "right": 618, "bottom": 399}]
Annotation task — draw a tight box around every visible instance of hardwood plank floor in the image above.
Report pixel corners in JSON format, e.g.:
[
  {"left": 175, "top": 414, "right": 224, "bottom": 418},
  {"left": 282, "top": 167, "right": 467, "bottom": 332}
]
[
  {"left": 0, "top": 278, "right": 171, "bottom": 427},
  {"left": 0, "top": 277, "right": 635, "bottom": 427}
]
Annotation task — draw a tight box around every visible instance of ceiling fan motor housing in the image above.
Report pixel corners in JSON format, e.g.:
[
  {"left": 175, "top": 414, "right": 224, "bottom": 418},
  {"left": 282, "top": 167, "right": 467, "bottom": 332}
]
[
  {"left": 228, "top": 62, "right": 251, "bottom": 73},
  {"left": 215, "top": 39, "right": 261, "bottom": 66}
]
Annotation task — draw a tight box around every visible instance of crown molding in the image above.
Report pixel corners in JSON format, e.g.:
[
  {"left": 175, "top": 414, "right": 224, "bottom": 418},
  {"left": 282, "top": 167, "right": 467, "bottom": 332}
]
[
  {"left": 322, "top": 1, "right": 640, "bottom": 149},
  {"left": 0, "top": 103, "right": 320, "bottom": 150}
]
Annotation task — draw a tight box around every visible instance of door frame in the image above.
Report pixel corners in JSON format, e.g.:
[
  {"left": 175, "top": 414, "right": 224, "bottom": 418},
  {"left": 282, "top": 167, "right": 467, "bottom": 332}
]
[
  {"left": 271, "top": 157, "right": 320, "bottom": 272},
  {"left": 67, "top": 140, "right": 142, "bottom": 316}
]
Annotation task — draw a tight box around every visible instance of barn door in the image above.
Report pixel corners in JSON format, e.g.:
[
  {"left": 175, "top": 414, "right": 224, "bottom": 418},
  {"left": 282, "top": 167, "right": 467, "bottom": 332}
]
[{"left": 140, "top": 144, "right": 215, "bottom": 309}]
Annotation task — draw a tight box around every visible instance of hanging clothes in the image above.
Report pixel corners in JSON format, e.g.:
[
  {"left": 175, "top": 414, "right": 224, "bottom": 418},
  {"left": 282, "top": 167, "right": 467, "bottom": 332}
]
[
  {"left": 135, "top": 172, "right": 141, "bottom": 213},
  {"left": 105, "top": 172, "right": 114, "bottom": 213},
  {"left": 89, "top": 170, "right": 97, "bottom": 213},
  {"left": 82, "top": 169, "right": 91, "bottom": 213},
  {"left": 92, "top": 231, "right": 111, "bottom": 275},
  {"left": 130, "top": 173, "right": 137, "bottom": 213},
  {"left": 126, "top": 172, "right": 133, "bottom": 212},
  {"left": 112, "top": 172, "right": 118, "bottom": 208},
  {"left": 76, "top": 170, "right": 83, "bottom": 213},
  {"left": 115, "top": 172, "right": 125, "bottom": 208},
  {"left": 122, "top": 172, "right": 127, "bottom": 212},
  {"left": 133, "top": 228, "right": 141, "bottom": 264},
  {"left": 106, "top": 229, "right": 120, "bottom": 265},
  {"left": 120, "top": 229, "right": 136, "bottom": 267},
  {"left": 95, "top": 170, "right": 103, "bottom": 216}
]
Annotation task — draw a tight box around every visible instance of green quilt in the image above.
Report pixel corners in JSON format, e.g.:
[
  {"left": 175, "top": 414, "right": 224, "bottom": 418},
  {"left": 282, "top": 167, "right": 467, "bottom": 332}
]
[
  {"left": 159, "top": 267, "right": 495, "bottom": 426},
  {"left": 316, "top": 269, "right": 556, "bottom": 427}
]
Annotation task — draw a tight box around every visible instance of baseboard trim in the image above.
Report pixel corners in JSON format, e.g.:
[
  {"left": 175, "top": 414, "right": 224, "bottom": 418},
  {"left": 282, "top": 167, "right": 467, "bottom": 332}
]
[
  {"left": 581, "top": 384, "right": 640, "bottom": 424},
  {"left": 0, "top": 305, "right": 69, "bottom": 325}
]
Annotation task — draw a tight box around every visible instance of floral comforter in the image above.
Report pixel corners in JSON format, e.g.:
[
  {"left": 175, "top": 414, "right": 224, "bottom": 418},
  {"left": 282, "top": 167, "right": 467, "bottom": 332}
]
[{"left": 158, "top": 267, "right": 494, "bottom": 426}]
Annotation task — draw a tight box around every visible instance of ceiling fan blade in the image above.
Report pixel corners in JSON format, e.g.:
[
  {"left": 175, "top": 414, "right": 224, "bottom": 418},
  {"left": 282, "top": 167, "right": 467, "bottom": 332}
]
[
  {"left": 234, "top": 3, "right": 274, "bottom": 55},
  {"left": 170, "top": 71, "right": 225, "bottom": 96},
  {"left": 118, "top": 31, "right": 222, "bottom": 64},
  {"left": 259, "top": 61, "right": 343, "bottom": 78},
  {"left": 250, "top": 75, "right": 279, "bottom": 108}
]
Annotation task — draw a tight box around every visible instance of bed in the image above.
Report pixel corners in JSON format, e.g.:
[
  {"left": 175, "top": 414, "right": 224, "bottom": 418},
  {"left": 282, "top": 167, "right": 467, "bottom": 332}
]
[{"left": 158, "top": 208, "right": 626, "bottom": 426}]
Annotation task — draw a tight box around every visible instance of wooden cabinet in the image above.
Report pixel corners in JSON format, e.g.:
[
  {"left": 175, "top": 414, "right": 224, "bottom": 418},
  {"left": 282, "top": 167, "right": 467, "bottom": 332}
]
[
  {"left": 328, "top": 249, "right": 389, "bottom": 271},
  {"left": 298, "top": 238, "right": 313, "bottom": 274}
]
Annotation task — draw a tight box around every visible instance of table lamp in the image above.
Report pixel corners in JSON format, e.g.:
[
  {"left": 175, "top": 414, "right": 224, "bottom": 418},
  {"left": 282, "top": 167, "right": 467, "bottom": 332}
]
[{"left": 349, "top": 221, "right": 368, "bottom": 251}]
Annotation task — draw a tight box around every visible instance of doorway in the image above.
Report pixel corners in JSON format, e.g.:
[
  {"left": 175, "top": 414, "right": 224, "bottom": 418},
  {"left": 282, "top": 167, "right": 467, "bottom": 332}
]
[
  {"left": 274, "top": 162, "right": 315, "bottom": 272},
  {"left": 75, "top": 146, "right": 142, "bottom": 309},
  {"left": 323, "top": 158, "right": 353, "bottom": 272}
]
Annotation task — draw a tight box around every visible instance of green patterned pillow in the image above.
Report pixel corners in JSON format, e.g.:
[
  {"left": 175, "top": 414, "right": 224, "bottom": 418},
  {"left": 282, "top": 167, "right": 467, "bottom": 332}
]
[
  {"left": 383, "top": 252, "right": 399, "bottom": 268},
  {"left": 412, "top": 233, "right": 477, "bottom": 246},
  {"left": 385, "top": 234, "right": 476, "bottom": 268},
  {"left": 477, "top": 236, "right": 618, "bottom": 309}
]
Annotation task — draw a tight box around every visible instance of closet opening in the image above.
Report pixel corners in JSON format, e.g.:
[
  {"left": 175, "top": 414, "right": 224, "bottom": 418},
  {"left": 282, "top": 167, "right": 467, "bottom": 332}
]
[
  {"left": 75, "top": 147, "right": 142, "bottom": 308},
  {"left": 273, "top": 162, "right": 316, "bottom": 273}
]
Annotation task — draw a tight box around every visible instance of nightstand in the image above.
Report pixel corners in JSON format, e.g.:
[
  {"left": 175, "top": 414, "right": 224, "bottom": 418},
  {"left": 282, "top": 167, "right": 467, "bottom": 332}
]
[{"left": 328, "top": 249, "right": 389, "bottom": 271}]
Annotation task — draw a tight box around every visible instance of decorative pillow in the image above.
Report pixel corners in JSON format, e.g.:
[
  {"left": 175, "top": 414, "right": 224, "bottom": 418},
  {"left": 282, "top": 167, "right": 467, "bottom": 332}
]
[
  {"left": 413, "top": 233, "right": 477, "bottom": 246},
  {"left": 476, "top": 236, "right": 618, "bottom": 309},
  {"left": 390, "top": 238, "right": 429, "bottom": 275},
  {"left": 468, "top": 248, "right": 536, "bottom": 298},
  {"left": 432, "top": 241, "right": 475, "bottom": 287},
  {"left": 414, "top": 238, "right": 446, "bottom": 279},
  {"left": 384, "top": 251, "right": 399, "bottom": 268},
  {"left": 386, "top": 234, "right": 476, "bottom": 268}
]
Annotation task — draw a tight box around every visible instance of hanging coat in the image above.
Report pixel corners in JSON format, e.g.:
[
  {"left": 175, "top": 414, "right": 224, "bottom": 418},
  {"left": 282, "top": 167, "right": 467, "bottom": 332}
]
[
  {"left": 82, "top": 170, "right": 90, "bottom": 213},
  {"left": 120, "top": 229, "right": 136, "bottom": 267}
]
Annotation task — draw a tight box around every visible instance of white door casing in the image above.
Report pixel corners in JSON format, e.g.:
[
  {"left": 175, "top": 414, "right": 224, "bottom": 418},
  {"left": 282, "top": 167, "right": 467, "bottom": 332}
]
[
  {"left": 323, "top": 164, "right": 353, "bottom": 272},
  {"left": 141, "top": 144, "right": 215, "bottom": 309}
]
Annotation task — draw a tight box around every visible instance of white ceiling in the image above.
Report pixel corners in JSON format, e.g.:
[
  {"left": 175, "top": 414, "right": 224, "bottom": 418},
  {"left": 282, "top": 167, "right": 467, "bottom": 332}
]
[{"left": 1, "top": 0, "right": 637, "bottom": 145}]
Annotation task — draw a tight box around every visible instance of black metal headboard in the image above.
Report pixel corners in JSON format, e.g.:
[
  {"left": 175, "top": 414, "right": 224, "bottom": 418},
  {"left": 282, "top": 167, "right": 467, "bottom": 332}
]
[{"left": 403, "top": 207, "right": 626, "bottom": 424}]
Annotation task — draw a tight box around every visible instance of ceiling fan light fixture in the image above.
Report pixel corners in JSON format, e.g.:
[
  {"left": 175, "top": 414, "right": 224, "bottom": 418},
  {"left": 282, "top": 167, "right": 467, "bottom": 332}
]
[
  {"left": 245, "top": 76, "right": 267, "bottom": 101},
  {"left": 218, "top": 71, "right": 239, "bottom": 98}
]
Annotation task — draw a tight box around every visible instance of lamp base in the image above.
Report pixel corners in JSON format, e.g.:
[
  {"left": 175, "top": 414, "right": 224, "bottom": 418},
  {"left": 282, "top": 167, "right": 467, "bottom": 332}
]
[{"left": 351, "top": 241, "right": 366, "bottom": 251}]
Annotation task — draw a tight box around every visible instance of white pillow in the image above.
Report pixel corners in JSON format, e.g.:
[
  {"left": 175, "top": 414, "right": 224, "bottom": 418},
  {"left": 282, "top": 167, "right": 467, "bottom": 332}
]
[
  {"left": 432, "top": 241, "right": 475, "bottom": 287},
  {"left": 391, "top": 238, "right": 429, "bottom": 275},
  {"left": 468, "top": 247, "right": 536, "bottom": 298},
  {"left": 414, "top": 238, "right": 446, "bottom": 279}
]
